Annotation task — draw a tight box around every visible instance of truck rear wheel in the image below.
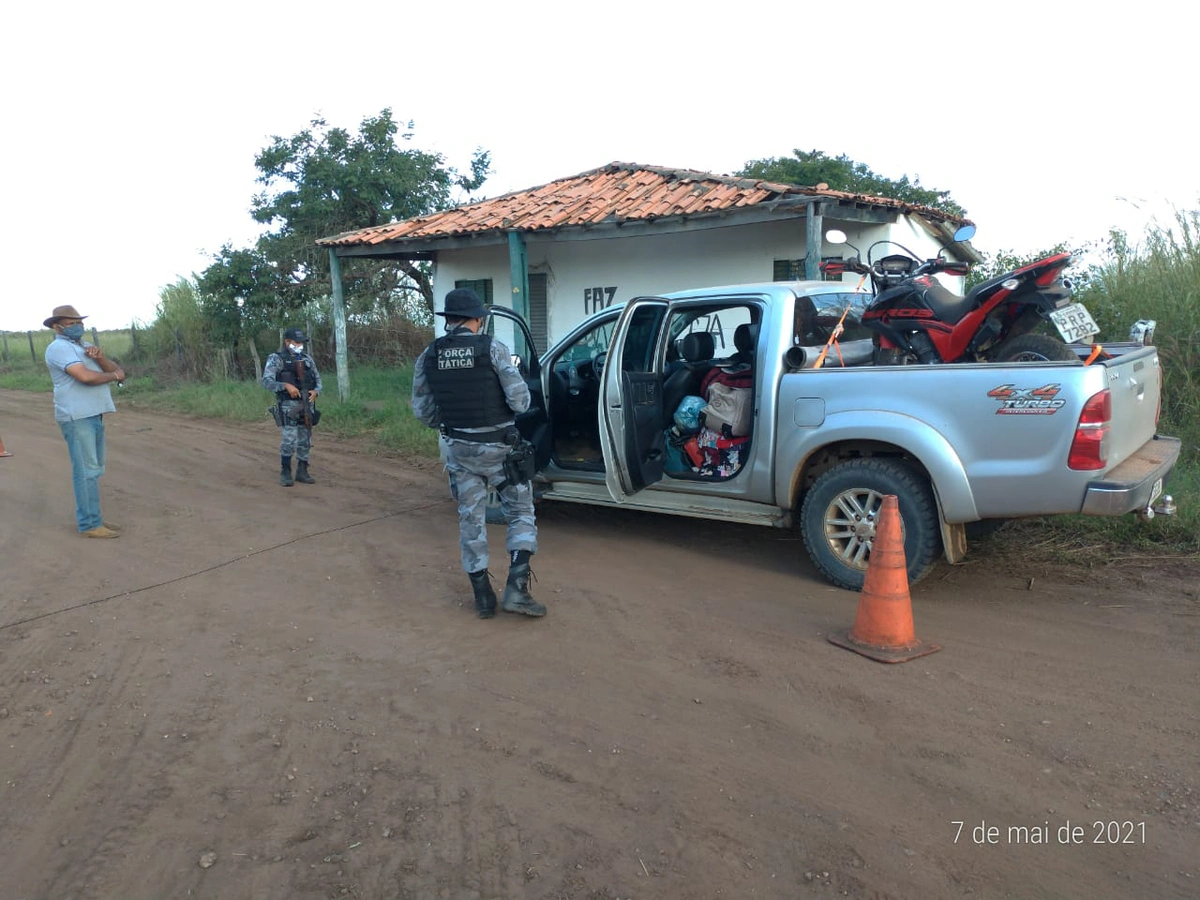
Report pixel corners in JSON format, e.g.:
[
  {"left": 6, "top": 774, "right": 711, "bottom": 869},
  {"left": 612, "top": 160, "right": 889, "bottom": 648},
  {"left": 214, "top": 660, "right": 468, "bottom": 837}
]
[{"left": 800, "top": 458, "right": 942, "bottom": 591}]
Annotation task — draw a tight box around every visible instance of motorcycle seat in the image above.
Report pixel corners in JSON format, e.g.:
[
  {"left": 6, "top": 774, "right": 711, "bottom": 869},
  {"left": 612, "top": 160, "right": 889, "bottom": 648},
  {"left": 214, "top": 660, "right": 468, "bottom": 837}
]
[{"left": 914, "top": 279, "right": 978, "bottom": 324}]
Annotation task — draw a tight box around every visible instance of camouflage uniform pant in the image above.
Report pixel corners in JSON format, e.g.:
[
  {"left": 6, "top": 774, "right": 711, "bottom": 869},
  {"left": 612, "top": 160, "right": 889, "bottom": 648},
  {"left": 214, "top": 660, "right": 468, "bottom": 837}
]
[
  {"left": 445, "top": 439, "right": 537, "bottom": 574},
  {"left": 278, "top": 400, "right": 313, "bottom": 461}
]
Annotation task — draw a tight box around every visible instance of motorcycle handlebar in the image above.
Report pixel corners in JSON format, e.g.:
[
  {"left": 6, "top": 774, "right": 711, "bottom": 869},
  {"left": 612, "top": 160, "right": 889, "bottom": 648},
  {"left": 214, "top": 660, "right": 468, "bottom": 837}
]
[{"left": 833, "top": 252, "right": 968, "bottom": 283}]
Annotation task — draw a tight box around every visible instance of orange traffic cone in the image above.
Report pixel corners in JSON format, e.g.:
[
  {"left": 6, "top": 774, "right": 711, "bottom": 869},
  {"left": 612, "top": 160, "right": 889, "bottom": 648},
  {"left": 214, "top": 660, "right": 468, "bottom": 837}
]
[
  {"left": 828, "top": 494, "right": 940, "bottom": 663},
  {"left": 0, "top": 432, "right": 11, "bottom": 458}
]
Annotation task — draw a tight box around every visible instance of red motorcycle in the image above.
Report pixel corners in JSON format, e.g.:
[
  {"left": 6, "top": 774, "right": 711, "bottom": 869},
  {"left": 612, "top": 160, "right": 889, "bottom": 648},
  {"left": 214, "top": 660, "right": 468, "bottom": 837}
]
[{"left": 822, "top": 225, "right": 1098, "bottom": 364}]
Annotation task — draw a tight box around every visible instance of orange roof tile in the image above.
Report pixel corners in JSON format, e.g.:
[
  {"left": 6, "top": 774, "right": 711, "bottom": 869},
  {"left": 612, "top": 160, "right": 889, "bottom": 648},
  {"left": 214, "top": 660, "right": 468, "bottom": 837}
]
[{"left": 316, "top": 161, "right": 967, "bottom": 248}]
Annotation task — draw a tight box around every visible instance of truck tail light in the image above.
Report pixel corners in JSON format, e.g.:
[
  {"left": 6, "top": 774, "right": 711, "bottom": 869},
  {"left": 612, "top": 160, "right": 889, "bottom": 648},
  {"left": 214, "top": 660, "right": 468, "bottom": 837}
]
[{"left": 1068, "top": 389, "right": 1111, "bottom": 470}]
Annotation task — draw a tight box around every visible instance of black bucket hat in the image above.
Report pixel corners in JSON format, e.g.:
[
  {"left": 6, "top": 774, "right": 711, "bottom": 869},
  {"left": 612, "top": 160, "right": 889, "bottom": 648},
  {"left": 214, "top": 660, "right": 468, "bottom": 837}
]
[{"left": 436, "top": 288, "right": 489, "bottom": 319}]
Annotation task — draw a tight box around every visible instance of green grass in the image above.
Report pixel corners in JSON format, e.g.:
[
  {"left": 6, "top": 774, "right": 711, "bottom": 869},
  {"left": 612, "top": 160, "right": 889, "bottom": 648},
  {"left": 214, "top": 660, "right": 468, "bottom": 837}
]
[
  {"left": 118, "top": 365, "right": 439, "bottom": 458},
  {"left": 0, "top": 369, "right": 53, "bottom": 391}
]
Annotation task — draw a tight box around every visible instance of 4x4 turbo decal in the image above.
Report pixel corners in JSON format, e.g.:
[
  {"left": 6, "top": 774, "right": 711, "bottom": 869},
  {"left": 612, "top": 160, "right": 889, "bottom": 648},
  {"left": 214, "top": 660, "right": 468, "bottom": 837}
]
[{"left": 987, "top": 383, "right": 1066, "bottom": 415}]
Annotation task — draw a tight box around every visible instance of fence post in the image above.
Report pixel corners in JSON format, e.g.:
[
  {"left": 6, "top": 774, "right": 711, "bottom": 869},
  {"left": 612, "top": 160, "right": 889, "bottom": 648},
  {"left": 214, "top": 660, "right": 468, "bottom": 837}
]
[
  {"left": 91, "top": 326, "right": 99, "bottom": 345},
  {"left": 1, "top": 331, "right": 9, "bottom": 363},
  {"left": 129, "top": 325, "right": 138, "bottom": 360},
  {"left": 27, "top": 331, "right": 36, "bottom": 363}
]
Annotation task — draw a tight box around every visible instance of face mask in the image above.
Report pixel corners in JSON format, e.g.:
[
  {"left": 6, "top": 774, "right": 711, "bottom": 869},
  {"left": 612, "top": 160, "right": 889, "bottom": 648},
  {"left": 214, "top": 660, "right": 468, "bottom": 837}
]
[
  {"left": 286, "top": 343, "right": 303, "bottom": 354},
  {"left": 60, "top": 324, "right": 85, "bottom": 341}
]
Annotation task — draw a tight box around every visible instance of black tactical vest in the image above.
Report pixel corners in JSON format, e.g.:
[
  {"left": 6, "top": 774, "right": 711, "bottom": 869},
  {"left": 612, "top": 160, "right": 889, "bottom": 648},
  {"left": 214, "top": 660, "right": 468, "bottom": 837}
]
[
  {"left": 276, "top": 351, "right": 318, "bottom": 395},
  {"left": 422, "top": 331, "right": 512, "bottom": 428}
]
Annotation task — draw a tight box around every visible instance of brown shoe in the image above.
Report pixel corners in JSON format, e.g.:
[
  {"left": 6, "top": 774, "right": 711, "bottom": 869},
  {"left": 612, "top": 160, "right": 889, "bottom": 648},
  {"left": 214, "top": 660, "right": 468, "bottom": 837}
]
[{"left": 81, "top": 526, "right": 120, "bottom": 539}]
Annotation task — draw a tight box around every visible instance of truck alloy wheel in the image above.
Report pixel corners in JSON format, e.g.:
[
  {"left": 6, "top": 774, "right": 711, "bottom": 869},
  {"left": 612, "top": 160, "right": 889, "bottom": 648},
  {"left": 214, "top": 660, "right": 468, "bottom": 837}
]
[{"left": 799, "top": 458, "right": 941, "bottom": 592}]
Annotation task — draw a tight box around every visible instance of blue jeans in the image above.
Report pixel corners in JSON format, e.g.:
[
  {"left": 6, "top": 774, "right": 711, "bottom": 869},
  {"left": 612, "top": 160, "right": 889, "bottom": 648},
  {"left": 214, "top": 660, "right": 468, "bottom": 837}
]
[{"left": 59, "top": 415, "right": 106, "bottom": 532}]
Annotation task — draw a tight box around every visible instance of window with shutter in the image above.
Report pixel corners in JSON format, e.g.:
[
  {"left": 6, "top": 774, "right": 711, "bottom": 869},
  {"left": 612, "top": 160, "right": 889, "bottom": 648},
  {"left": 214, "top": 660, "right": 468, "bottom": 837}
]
[{"left": 528, "top": 273, "right": 548, "bottom": 353}]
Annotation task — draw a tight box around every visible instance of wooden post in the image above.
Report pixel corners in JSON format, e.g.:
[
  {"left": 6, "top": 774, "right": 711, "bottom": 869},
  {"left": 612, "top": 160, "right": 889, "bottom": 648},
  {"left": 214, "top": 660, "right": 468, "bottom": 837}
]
[
  {"left": 328, "top": 250, "right": 349, "bottom": 400},
  {"left": 1, "top": 331, "right": 9, "bottom": 363},
  {"left": 805, "top": 200, "right": 824, "bottom": 280},
  {"left": 91, "top": 326, "right": 99, "bottom": 345},
  {"left": 507, "top": 231, "right": 529, "bottom": 360},
  {"left": 28, "top": 331, "right": 36, "bottom": 363},
  {"left": 129, "top": 325, "right": 138, "bottom": 360}
]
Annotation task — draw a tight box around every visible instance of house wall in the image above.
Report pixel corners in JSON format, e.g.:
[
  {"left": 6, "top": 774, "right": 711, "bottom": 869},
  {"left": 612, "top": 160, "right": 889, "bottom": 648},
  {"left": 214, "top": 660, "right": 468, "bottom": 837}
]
[{"left": 430, "top": 217, "right": 951, "bottom": 352}]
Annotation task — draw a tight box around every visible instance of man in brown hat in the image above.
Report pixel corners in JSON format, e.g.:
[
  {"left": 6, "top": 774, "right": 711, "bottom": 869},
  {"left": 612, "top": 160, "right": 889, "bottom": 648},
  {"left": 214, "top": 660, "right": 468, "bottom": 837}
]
[{"left": 43, "top": 305, "right": 125, "bottom": 538}]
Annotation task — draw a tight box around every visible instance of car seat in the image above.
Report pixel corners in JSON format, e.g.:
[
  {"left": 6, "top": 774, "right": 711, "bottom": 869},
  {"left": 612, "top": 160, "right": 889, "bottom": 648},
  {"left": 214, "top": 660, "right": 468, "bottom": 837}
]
[
  {"left": 663, "top": 332, "right": 715, "bottom": 424},
  {"left": 731, "top": 322, "right": 759, "bottom": 367}
]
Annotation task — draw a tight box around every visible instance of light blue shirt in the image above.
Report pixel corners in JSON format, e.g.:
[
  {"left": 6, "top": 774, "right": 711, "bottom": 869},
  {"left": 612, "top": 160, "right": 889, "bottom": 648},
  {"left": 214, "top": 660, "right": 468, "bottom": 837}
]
[{"left": 44, "top": 335, "right": 116, "bottom": 423}]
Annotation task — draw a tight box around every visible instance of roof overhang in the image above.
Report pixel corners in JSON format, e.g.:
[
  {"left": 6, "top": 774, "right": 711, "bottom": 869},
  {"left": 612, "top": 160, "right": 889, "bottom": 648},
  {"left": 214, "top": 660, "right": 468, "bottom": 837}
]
[{"left": 328, "top": 196, "right": 911, "bottom": 259}]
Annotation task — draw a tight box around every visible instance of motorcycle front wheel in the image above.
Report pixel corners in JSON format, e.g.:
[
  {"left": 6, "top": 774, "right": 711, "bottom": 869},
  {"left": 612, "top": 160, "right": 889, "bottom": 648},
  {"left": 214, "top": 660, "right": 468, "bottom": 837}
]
[{"left": 991, "top": 334, "right": 1081, "bottom": 363}]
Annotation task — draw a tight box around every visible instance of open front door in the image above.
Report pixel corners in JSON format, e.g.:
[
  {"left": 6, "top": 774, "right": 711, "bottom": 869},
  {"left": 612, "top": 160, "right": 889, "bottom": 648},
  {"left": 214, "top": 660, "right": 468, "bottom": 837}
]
[
  {"left": 599, "top": 297, "right": 669, "bottom": 500},
  {"left": 489, "top": 305, "right": 552, "bottom": 470}
]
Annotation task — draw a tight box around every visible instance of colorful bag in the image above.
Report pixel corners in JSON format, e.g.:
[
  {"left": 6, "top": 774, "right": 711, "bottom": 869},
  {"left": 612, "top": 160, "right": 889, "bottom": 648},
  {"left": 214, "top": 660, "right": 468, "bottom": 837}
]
[{"left": 695, "top": 427, "right": 750, "bottom": 477}]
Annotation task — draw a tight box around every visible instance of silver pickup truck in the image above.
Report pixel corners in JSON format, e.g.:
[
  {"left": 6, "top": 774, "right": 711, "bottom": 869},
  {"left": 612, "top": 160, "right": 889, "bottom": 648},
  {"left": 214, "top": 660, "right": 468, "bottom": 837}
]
[{"left": 491, "top": 280, "right": 1180, "bottom": 590}]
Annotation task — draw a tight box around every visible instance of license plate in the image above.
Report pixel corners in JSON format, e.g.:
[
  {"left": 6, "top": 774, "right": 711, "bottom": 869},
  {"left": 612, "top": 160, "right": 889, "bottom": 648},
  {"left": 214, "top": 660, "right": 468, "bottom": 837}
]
[{"left": 1048, "top": 303, "right": 1099, "bottom": 343}]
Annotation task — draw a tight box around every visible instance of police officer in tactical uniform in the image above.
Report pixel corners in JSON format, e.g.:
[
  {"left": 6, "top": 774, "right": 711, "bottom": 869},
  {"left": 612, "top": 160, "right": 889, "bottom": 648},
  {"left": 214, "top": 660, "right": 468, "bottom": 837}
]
[
  {"left": 262, "top": 327, "right": 323, "bottom": 487},
  {"left": 411, "top": 288, "right": 546, "bottom": 619}
]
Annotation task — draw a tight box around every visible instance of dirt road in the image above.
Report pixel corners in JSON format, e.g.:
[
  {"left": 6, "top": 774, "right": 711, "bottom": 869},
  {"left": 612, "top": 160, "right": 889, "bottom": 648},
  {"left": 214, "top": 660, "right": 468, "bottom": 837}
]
[{"left": 0, "top": 388, "right": 1196, "bottom": 900}]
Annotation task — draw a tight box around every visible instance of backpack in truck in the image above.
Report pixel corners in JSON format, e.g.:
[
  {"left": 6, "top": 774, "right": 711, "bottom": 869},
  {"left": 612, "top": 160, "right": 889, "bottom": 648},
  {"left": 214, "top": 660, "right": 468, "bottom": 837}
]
[{"left": 702, "top": 381, "right": 753, "bottom": 437}]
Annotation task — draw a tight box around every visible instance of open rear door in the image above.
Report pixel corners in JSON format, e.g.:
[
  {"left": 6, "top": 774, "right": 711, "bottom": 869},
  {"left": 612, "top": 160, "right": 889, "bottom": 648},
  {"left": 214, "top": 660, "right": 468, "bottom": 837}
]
[{"left": 599, "top": 297, "right": 669, "bottom": 500}]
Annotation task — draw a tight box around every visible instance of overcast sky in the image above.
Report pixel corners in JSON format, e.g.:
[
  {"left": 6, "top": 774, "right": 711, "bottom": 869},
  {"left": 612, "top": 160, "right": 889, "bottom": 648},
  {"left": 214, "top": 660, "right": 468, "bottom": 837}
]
[{"left": 3, "top": 0, "right": 1195, "bottom": 332}]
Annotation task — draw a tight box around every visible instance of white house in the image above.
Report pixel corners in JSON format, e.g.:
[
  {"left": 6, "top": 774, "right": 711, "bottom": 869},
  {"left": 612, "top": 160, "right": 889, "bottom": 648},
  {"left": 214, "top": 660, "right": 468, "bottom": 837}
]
[{"left": 317, "top": 161, "right": 977, "bottom": 357}]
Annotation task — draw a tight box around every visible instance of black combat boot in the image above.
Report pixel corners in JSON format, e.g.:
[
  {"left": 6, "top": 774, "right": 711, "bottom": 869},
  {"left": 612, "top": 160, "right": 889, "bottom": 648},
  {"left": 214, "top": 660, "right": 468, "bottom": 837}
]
[
  {"left": 469, "top": 570, "right": 497, "bottom": 619},
  {"left": 295, "top": 460, "right": 315, "bottom": 484},
  {"left": 280, "top": 456, "right": 294, "bottom": 487},
  {"left": 501, "top": 550, "right": 546, "bottom": 617}
]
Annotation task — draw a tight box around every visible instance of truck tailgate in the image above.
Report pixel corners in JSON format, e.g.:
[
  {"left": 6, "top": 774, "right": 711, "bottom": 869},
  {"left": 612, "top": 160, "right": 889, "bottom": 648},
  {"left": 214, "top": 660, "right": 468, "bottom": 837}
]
[{"left": 1098, "top": 346, "right": 1163, "bottom": 468}]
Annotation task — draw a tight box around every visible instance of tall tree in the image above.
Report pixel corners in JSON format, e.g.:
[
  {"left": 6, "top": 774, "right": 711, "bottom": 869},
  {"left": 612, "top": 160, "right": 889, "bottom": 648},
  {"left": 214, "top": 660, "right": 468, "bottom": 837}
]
[
  {"left": 202, "top": 109, "right": 490, "bottom": 324},
  {"left": 739, "top": 149, "right": 966, "bottom": 218}
]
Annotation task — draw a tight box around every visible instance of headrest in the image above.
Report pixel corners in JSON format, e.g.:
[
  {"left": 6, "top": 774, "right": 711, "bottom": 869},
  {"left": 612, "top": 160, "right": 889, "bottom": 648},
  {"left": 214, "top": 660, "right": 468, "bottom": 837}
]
[
  {"left": 794, "top": 296, "right": 819, "bottom": 343},
  {"left": 734, "top": 323, "right": 759, "bottom": 355},
  {"left": 679, "top": 332, "right": 715, "bottom": 363}
]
